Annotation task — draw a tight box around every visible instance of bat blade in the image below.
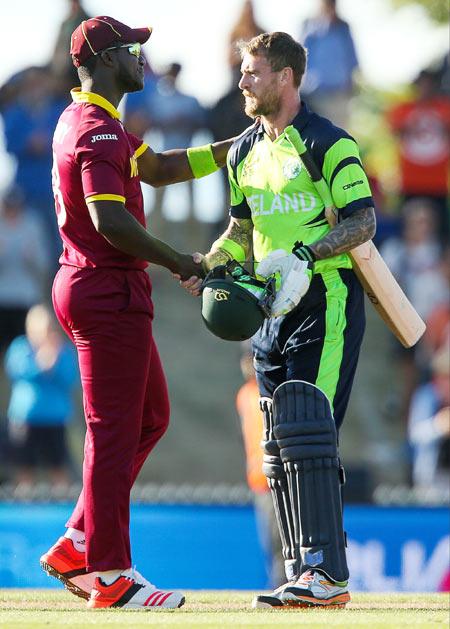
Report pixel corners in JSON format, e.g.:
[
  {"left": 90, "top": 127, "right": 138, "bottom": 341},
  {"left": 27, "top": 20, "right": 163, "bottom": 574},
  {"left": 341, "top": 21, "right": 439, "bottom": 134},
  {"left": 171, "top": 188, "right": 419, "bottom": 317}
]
[{"left": 349, "top": 241, "right": 426, "bottom": 347}]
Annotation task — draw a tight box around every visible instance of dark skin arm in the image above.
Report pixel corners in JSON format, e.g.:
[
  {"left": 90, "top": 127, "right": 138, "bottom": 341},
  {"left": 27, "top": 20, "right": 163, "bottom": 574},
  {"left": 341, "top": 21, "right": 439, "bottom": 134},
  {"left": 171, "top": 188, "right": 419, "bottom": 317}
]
[
  {"left": 309, "top": 206, "right": 376, "bottom": 260},
  {"left": 87, "top": 200, "right": 203, "bottom": 280},
  {"left": 137, "top": 139, "right": 234, "bottom": 187}
]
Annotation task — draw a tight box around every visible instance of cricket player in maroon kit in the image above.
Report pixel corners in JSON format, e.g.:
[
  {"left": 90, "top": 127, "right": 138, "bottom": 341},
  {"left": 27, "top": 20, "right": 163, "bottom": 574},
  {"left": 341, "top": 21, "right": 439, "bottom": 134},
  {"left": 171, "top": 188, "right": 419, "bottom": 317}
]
[{"left": 40, "top": 16, "right": 233, "bottom": 610}]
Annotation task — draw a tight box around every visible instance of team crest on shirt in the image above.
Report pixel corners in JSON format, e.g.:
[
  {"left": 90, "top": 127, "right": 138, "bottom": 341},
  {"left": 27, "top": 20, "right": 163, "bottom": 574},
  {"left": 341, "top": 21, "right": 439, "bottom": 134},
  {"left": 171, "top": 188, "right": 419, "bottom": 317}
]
[
  {"left": 241, "top": 159, "right": 259, "bottom": 180},
  {"left": 283, "top": 158, "right": 301, "bottom": 180}
]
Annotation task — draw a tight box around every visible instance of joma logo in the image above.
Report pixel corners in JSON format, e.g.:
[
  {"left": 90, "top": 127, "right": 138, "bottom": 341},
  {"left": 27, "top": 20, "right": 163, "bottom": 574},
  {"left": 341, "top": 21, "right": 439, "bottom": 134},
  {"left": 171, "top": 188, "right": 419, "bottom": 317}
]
[{"left": 91, "top": 133, "right": 118, "bottom": 143}]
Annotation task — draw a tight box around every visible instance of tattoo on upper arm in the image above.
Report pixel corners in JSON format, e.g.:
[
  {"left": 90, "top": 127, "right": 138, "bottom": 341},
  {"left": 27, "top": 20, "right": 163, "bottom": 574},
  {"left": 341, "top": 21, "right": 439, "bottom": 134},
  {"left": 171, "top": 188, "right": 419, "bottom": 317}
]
[{"left": 310, "top": 207, "right": 376, "bottom": 260}]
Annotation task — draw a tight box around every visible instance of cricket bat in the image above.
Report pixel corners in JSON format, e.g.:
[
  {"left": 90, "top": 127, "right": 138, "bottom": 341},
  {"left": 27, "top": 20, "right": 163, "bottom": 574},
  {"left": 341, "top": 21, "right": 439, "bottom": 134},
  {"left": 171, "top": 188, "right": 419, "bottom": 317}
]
[{"left": 287, "top": 130, "right": 426, "bottom": 348}]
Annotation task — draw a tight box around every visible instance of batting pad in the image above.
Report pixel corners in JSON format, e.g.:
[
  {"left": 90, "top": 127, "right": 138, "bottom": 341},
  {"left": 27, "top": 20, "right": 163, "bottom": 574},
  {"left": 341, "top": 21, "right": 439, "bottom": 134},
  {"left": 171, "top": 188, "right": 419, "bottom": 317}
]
[
  {"left": 260, "top": 397, "right": 300, "bottom": 581},
  {"left": 273, "top": 380, "right": 349, "bottom": 582}
]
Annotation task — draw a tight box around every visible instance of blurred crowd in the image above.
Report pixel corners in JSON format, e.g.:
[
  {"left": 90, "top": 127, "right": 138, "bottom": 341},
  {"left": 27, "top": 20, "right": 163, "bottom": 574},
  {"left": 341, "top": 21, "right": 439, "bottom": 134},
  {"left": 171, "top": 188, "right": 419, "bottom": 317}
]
[{"left": 0, "top": 0, "right": 449, "bottom": 502}]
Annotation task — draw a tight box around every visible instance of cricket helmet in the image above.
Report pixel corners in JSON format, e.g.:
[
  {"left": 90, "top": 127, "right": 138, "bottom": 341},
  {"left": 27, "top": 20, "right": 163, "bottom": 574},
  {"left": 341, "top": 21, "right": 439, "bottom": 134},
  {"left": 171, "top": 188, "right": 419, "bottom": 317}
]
[{"left": 201, "top": 261, "right": 275, "bottom": 341}]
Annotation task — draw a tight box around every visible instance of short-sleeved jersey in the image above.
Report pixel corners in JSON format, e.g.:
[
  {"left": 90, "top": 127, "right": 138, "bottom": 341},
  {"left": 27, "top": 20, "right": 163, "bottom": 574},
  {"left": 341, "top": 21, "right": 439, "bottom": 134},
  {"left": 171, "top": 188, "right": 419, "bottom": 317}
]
[
  {"left": 52, "top": 88, "right": 149, "bottom": 269},
  {"left": 228, "top": 102, "right": 374, "bottom": 274}
]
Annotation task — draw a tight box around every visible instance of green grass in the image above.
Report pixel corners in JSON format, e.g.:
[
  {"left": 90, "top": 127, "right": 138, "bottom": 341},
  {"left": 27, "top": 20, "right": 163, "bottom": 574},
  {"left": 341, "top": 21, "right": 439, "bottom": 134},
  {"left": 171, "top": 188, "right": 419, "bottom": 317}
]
[{"left": 0, "top": 590, "right": 448, "bottom": 628}]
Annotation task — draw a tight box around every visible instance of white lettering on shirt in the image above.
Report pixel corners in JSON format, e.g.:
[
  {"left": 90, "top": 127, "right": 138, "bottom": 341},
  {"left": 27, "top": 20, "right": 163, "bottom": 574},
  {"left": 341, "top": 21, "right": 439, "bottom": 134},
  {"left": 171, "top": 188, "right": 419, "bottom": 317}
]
[
  {"left": 91, "top": 133, "right": 119, "bottom": 143},
  {"left": 53, "top": 121, "right": 71, "bottom": 145},
  {"left": 248, "top": 192, "right": 317, "bottom": 217}
]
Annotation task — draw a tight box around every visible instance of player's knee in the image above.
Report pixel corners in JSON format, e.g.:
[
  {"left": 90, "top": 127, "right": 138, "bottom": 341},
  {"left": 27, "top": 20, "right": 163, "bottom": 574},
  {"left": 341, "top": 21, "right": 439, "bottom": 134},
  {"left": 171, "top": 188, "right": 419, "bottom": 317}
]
[{"left": 273, "top": 380, "right": 338, "bottom": 464}]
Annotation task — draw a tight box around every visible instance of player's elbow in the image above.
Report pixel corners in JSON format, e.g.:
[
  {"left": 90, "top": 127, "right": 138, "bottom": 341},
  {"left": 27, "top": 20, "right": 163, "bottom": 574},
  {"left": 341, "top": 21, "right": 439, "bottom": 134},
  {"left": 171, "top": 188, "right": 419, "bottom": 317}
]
[
  {"left": 367, "top": 207, "right": 377, "bottom": 241},
  {"left": 356, "top": 206, "right": 377, "bottom": 242},
  {"left": 141, "top": 169, "right": 165, "bottom": 187},
  {"left": 95, "top": 216, "right": 123, "bottom": 240}
]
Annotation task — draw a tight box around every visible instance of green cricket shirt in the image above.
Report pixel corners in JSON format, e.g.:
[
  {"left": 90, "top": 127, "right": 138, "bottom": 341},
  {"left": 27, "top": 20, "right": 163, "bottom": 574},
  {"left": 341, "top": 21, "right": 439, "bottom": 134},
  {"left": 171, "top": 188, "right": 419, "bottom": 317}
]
[{"left": 227, "top": 101, "right": 374, "bottom": 274}]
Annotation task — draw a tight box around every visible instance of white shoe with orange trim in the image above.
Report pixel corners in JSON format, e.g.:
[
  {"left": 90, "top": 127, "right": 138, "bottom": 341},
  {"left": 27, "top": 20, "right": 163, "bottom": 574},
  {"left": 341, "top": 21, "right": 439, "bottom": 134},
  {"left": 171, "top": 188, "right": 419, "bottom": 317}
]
[
  {"left": 252, "top": 581, "right": 294, "bottom": 608},
  {"left": 87, "top": 567, "right": 185, "bottom": 609},
  {"left": 281, "top": 570, "right": 350, "bottom": 607}
]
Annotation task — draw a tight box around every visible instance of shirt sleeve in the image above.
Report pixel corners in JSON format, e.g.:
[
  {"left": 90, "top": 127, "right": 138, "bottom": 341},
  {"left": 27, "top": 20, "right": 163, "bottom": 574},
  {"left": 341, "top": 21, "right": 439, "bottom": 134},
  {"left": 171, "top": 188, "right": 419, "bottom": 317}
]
[
  {"left": 127, "top": 131, "right": 149, "bottom": 158},
  {"left": 227, "top": 149, "right": 251, "bottom": 219},
  {"left": 76, "top": 124, "right": 128, "bottom": 204},
  {"left": 322, "top": 137, "right": 374, "bottom": 219}
]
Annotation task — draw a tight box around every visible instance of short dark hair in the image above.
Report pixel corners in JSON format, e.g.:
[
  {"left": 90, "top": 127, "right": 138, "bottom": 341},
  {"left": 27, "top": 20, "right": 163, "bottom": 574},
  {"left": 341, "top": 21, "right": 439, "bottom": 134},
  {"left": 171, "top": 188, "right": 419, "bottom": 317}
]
[
  {"left": 238, "top": 32, "right": 307, "bottom": 88},
  {"left": 76, "top": 54, "right": 98, "bottom": 81}
]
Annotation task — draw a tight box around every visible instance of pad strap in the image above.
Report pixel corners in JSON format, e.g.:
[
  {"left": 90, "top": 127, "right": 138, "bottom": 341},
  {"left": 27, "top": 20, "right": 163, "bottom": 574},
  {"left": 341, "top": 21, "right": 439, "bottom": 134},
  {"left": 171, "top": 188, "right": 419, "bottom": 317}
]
[{"left": 260, "top": 397, "right": 302, "bottom": 581}]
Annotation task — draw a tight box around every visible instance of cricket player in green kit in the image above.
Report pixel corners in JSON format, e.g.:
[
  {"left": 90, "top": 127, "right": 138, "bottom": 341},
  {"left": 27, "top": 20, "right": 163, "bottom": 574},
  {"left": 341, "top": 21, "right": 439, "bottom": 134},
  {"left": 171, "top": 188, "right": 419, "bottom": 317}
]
[{"left": 181, "top": 32, "right": 376, "bottom": 608}]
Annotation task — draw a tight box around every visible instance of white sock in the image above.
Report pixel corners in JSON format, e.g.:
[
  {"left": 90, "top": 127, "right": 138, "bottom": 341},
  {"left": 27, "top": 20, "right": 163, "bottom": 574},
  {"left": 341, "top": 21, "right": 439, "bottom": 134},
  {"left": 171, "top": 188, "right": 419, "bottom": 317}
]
[
  {"left": 64, "top": 527, "right": 86, "bottom": 552},
  {"left": 98, "top": 569, "right": 124, "bottom": 585}
]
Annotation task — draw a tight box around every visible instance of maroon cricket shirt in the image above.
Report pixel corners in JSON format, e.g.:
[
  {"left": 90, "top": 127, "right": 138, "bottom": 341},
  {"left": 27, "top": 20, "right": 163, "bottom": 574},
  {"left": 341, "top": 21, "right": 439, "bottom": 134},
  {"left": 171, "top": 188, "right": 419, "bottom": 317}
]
[{"left": 52, "top": 88, "right": 148, "bottom": 270}]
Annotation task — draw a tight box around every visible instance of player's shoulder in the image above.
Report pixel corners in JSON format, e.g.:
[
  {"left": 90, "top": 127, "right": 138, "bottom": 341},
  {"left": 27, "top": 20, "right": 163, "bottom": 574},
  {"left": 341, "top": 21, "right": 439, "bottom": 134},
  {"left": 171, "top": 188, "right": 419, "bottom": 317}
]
[
  {"left": 293, "top": 102, "right": 357, "bottom": 164},
  {"left": 298, "top": 103, "right": 354, "bottom": 148},
  {"left": 228, "top": 120, "right": 263, "bottom": 168},
  {"left": 75, "top": 105, "right": 124, "bottom": 149}
]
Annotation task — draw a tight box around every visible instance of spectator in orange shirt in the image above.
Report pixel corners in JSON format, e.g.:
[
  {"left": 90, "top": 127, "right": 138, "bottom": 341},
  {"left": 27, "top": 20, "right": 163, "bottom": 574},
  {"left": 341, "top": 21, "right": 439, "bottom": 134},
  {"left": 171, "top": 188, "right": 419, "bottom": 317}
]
[
  {"left": 387, "top": 69, "right": 450, "bottom": 239},
  {"left": 236, "top": 346, "right": 283, "bottom": 588}
]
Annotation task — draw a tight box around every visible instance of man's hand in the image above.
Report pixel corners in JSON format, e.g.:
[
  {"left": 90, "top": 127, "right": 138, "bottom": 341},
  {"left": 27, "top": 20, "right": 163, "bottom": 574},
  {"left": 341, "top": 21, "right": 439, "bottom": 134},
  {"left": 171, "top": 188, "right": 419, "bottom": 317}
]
[
  {"left": 174, "top": 253, "right": 205, "bottom": 282},
  {"left": 256, "top": 249, "right": 312, "bottom": 317},
  {"left": 174, "top": 252, "right": 205, "bottom": 294}
]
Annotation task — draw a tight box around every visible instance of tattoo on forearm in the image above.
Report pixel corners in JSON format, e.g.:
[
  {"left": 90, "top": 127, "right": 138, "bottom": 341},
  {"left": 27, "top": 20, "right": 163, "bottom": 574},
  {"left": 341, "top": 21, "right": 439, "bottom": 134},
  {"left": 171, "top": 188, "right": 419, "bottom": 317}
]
[
  {"left": 310, "top": 207, "right": 376, "bottom": 260},
  {"left": 204, "top": 218, "right": 253, "bottom": 270},
  {"left": 204, "top": 249, "right": 232, "bottom": 270}
]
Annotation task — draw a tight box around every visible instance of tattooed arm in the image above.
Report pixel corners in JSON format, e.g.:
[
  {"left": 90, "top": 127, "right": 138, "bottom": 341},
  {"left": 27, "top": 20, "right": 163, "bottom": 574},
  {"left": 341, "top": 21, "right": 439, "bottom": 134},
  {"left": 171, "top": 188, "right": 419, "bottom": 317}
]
[
  {"left": 203, "top": 217, "right": 254, "bottom": 271},
  {"left": 309, "top": 206, "right": 376, "bottom": 260},
  {"left": 175, "top": 216, "right": 253, "bottom": 296}
]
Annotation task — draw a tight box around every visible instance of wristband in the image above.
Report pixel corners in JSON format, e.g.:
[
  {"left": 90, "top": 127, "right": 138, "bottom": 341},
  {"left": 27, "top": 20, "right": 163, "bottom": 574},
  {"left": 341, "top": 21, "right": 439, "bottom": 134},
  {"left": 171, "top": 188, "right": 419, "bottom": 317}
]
[
  {"left": 211, "top": 237, "right": 246, "bottom": 263},
  {"left": 187, "top": 144, "right": 219, "bottom": 178},
  {"left": 292, "top": 241, "right": 316, "bottom": 265}
]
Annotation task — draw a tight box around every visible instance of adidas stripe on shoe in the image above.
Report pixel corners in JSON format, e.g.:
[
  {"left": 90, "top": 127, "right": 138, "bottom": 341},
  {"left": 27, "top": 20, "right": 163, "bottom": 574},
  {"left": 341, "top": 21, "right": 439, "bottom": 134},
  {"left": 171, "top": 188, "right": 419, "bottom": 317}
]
[{"left": 87, "top": 567, "right": 185, "bottom": 610}]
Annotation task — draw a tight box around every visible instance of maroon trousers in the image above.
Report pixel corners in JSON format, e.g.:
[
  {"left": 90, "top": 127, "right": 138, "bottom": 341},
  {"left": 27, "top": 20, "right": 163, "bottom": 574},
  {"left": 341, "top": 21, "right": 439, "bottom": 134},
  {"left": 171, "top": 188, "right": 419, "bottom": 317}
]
[{"left": 53, "top": 265, "right": 169, "bottom": 572}]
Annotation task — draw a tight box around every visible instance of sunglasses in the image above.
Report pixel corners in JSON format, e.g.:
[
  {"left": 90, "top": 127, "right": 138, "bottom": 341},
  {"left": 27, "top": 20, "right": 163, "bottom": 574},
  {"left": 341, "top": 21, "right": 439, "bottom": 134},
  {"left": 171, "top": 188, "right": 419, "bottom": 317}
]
[{"left": 96, "top": 42, "right": 142, "bottom": 58}]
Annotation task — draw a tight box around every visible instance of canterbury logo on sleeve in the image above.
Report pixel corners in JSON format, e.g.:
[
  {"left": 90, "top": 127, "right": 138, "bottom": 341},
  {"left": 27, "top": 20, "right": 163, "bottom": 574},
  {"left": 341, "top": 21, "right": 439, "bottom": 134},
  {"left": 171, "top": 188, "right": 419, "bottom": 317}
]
[{"left": 342, "top": 180, "right": 363, "bottom": 190}]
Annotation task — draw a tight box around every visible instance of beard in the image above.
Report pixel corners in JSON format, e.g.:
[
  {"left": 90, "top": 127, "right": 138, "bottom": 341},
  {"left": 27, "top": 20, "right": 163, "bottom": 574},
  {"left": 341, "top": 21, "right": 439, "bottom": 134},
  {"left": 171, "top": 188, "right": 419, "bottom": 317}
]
[
  {"left": 244, "top": 84, "right": 281, "bottom": 118},
  {"left": 117, "top": 62, "right": 144, "bottom": 93}
]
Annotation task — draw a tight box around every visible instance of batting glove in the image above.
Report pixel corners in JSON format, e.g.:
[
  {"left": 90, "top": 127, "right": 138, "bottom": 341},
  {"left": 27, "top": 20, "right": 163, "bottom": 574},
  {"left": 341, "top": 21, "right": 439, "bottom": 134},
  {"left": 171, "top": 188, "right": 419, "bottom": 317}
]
[{"left": 256, "top": 249, "right": 313, "bottom": 317}]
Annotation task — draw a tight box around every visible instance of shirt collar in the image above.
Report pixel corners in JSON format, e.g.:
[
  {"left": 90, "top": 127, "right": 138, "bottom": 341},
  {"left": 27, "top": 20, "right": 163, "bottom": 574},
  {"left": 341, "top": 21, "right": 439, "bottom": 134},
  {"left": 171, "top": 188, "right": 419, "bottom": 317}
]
[
  {"left": 71, "top": 87, "right": 121, "bottom": 120},
  {"left": 290, "top": 100, "right": 312, "bottom": 133}
]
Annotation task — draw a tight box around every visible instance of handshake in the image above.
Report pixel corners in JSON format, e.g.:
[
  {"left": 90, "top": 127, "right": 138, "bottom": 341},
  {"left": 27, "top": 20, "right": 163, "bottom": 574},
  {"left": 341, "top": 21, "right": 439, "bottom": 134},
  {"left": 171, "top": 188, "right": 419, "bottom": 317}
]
[
  {"left": 177, "top": 243, "right": 314, "bottom": 319},
  {"left": 256, "top": 243, "right": 314, "bottom": 317}
]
